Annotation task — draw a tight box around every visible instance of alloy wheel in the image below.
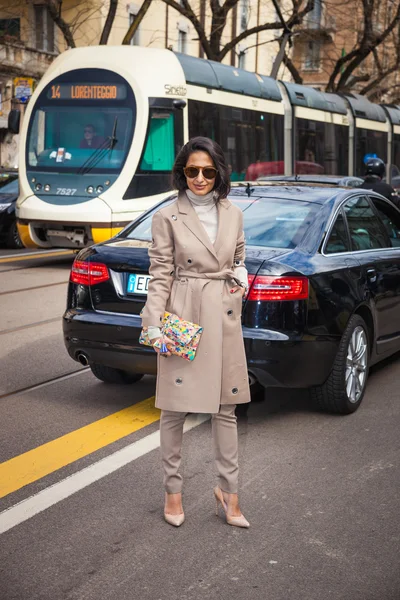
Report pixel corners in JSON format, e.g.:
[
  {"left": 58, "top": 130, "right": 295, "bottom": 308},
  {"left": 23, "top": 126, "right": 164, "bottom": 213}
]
[{"left": 345, "top": 326, "right": 368, "bottom": 403}]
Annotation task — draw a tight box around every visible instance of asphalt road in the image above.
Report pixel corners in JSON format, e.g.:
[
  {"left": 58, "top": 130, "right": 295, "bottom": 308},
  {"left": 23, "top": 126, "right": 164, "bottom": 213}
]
[{"left": 0, "top": 248, "right": 399, "bottom": 600}]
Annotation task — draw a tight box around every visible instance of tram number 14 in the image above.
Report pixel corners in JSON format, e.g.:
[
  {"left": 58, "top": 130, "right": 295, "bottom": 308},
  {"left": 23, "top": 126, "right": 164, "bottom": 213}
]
[
  {"left": 51, "top": 85, "right": 61, "bottom": 99},
  {"left": 56, "top": 188, "right": 77, "bottom": 195}
]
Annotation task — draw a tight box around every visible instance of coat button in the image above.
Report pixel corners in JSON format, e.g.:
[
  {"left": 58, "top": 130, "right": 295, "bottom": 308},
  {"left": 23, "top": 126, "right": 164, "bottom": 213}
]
[
  {"left": 176, "top": 378, "right": 183, "bottom": 385},
  {"left": 227, "top": 309, "right": 233, "bottom": 316},
  {"left": 172, "top": 215, "right": 177, "bottom": 221},
  {"left": 232, "top": 387, "right": 238, "bottom": 394},
  {"left": 234, "top": 260, "right": 241, "bottom": 266},
  {"left": 187, "top": 259, "right": 192, "bottom": 264}
]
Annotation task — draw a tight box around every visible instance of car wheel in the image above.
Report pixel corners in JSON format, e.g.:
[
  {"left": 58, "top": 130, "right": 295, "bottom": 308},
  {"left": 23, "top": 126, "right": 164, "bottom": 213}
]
[
  {"left": 310, "top": 315, "right": 369, "bottom": 414},
  {"left": 90, "top": 363, "right": 144, "bottom": 385},
  {"left": 6, "top": 221, "right": 24, "bottom": 249}
]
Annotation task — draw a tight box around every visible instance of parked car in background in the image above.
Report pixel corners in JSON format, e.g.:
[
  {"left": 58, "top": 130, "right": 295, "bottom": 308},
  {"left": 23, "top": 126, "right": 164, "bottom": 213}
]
[
  {"left": 63, "top": 182, "right": 400, "bottom": 415},
  {"left": 0, "top": 169, "right": 23, "bottom": 249},
  {"left": 258, "top": 174, "right": 364, "bottom": 187}
]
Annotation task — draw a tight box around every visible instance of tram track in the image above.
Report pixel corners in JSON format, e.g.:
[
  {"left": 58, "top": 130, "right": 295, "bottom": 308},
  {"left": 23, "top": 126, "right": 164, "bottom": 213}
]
[
  {"left": 0, "top": 317, "right": 62, "bottom": 336},
  {"left": 0, "top": 368, "right": 90, "bottom": 400},
  {"left": 0, "top": 280, "right": 68, "bottom": 297}
]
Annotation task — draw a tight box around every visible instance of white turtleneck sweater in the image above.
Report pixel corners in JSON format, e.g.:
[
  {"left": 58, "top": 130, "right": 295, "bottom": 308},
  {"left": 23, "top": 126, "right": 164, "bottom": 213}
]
[{"left": 147, "top": 190, "right": 248, "bottom": 340}]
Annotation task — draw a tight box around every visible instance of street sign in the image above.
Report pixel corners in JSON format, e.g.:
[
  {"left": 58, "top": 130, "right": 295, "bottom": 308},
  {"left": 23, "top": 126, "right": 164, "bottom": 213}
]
[{"left": 13, "top": 77, "right": 35, "bottom": 103}]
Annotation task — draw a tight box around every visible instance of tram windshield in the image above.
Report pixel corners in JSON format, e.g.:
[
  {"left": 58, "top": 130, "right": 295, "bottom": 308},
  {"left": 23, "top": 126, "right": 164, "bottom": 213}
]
[{"left": 26, "top": 69, "right": 136, "bottom": 174}]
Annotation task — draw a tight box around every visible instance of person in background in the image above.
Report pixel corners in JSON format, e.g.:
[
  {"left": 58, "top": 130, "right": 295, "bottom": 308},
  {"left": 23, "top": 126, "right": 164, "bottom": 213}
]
[
  {"left": 141, "top": 136, "right": 250, "bottom": 529},
  {"left": 360, "top": 158, "right": 400, "bottom": 208},
  {"left": 79, "top": 124, "right": 105, "bottom": 149}
]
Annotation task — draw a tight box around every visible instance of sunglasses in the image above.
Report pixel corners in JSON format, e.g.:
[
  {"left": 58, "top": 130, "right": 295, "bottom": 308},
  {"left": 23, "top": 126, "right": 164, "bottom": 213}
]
[
  {"left": 184, "top": 166, "right": 218, "bottom": 180},
  {"left": 84, "top": 129, "right": 94, "bottom": 134}
]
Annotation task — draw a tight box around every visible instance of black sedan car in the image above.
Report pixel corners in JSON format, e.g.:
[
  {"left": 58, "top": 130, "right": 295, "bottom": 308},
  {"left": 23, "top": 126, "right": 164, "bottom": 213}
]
[
  {"left": 63, "top": 183, "right": 400, "bottom": 414},
  {"left": 0, "top": 169, "right": 23, "bottom": 248}
]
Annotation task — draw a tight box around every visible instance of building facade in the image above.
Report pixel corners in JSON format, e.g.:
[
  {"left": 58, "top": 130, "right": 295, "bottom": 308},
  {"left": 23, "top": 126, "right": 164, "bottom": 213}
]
[{"left": 0, "top": 0, "right": 293, "bottom": 167}]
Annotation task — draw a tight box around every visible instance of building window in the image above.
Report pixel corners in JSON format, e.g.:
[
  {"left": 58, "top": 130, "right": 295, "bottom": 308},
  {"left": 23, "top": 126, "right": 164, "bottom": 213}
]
[
  {"left": 304, "top": 0, "right": 322, "bottom": 28},
  {"left": 129, "top": 11, "right": 141, "bottom": 46},
  {"left": 178, "top": 29, "right": 187, "bottom": 53},
  {"left": 238, "top": 50, "right": 246, "bottom": 70},
  {"left": 34, "top": 5, "right": 54, "bottom": 52},
  {"left": 0, "top": 18, "right": 20, "bottom": 41},
  {"left": 240, "top": 0, "right": 249, "bottom": 31},
  {"left": 303, "top": 41, "right": 321, "bottom": 70}
]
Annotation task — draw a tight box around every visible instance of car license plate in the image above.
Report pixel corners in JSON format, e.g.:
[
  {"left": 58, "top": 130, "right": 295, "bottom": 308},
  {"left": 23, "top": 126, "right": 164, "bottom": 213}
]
[{"left": 126, "top": 273, "right": 151, "bottom": 295}]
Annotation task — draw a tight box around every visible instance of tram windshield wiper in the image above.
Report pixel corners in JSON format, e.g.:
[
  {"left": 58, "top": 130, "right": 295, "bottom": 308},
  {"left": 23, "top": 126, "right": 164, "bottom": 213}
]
[{"left": 78, "top": 117, "right": 118, "bottom": 176}]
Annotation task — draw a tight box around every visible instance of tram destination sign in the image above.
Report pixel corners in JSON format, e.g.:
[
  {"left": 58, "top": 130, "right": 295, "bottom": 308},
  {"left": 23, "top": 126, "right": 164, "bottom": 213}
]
[{"left": 47, "top": 83, "right": 127, "bottom": 101}]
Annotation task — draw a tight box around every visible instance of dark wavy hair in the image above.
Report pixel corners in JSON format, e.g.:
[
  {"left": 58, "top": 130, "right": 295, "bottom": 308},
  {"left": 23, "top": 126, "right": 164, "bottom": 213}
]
[{"left": 172, "top": 137, "right": 231, "bottom": 200}]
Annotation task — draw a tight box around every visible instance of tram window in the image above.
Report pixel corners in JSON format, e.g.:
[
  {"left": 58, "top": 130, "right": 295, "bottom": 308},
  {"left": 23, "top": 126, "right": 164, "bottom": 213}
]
[
  {"left": 188, "top": 99, "right": 284, "bottom": 182},
  {"left": 355, "top": 128, "right": 387, "bottom": 177},
  {"left": 140, "top": 110, "right": 175, "bottom": 171},
  {"left": 295, "top": 118, "right": 349, "bottom": 175}
]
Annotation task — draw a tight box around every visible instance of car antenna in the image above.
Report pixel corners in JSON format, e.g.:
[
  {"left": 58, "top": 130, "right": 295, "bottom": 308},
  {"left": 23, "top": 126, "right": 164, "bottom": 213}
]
[{"left": 246, "top": 183, "right": 254, "bottom": 197}]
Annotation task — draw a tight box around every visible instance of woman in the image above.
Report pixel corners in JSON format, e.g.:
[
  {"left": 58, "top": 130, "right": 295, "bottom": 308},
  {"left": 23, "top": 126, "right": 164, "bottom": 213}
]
[{"left": 141, "top": 137, "right": 250, "bottom": 528}]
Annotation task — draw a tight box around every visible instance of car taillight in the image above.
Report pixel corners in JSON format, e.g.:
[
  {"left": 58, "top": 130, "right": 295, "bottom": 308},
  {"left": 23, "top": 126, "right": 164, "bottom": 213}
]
[
  {"left": 247, "top": 275, "right": 308, "bottom": 301},
  {"left": 70, "top": 260, "right": 110, "bottom": 285}
]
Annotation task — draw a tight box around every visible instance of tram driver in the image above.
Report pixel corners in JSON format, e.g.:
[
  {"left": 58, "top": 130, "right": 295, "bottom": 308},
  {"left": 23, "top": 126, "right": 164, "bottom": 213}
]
[{"left": 79, "top": 124, "right": 105, "bottom": 149}]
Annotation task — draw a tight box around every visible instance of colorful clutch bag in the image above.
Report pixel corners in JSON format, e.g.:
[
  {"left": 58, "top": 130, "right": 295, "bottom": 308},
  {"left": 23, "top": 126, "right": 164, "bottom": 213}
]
[{"left": 139, "top": 312, "right": 203, "bottom": 362}]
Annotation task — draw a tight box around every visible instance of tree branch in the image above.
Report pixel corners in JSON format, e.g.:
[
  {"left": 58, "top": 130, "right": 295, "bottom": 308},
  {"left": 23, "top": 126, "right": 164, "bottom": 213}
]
[
  {"left": 283, "top": 52, "right": 303, "bottom": 83},
  {"left": 218, "top": 20, "right": 284, "bottom": 61},
  {"left": 122, "top": 0, "right": 152, "bottom": 44},
  {"left": 161, "top": 0, "right": 213, "bottom": 58},
  {"left": 100, "top": 0, "right": 118, "bottom": 45},
  {"left": 44, "top": 0, "right": 76, "bottom": 48}
]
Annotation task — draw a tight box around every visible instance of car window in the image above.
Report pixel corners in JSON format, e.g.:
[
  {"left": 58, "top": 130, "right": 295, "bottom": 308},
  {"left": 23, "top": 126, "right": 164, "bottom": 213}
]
[
  {"left": 325, "top": 211, "right": 351, "bottom": 254},
  {"left": 371, "top": 197, "right": 400, "bottom": 248},
  {"left": 0, "top": 175, "right": 18, "bottom": 194},
  {"left": 121, "top": 195, "right": 318, "bottom": 249},
  {"left": 344, "top": 196, "right": 389, "bottom": 251}
]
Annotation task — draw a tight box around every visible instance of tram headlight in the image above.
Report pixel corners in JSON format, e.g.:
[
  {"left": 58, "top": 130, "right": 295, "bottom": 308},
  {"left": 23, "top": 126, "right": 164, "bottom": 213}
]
[
  {"left": 35, "top": 183, "right": 42, "bottom": 191},
  {"left": 96, "top": 185, "right": 104, "bottom": 193},
  {"left": 86, "top": 186, "right": 94, "bottom": 194},
  {"left": 44, "top": 184, "right": 51, "bottom": 192}
]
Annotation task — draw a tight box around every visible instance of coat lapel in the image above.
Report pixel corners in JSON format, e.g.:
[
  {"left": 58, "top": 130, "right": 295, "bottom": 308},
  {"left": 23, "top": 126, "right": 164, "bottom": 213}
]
[{"left": 177, "top": 192, "right": 218, "bottom": 260}]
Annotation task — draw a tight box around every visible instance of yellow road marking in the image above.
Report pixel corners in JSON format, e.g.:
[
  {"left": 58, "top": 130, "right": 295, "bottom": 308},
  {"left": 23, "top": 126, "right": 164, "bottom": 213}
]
[
  {"left": 0, "top": 396, "right": 159, "bottom": 498},
  {"left": 0, "top": 250, "right": 73, "bottom": 264}
]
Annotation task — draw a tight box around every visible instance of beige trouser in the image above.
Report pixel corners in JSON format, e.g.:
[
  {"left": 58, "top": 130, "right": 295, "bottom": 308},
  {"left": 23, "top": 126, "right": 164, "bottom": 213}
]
[{"left": 160, "top": 404, "right": 239, "bottom": 494}]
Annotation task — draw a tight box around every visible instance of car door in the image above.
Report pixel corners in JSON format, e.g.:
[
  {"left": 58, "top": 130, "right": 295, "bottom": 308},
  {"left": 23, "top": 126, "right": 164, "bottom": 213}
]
[
  {"left": 343, "top": 195, "right": 400, "bottom": 356},
  {"left": 368, "top": 195, "right": 400, "bottom": 353}
]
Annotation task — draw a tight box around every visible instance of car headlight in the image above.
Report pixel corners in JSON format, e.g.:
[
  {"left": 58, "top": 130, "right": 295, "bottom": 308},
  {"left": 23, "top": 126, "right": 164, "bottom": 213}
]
[{"left": 0, "top": 203, "right": 12, "bottom": 212}]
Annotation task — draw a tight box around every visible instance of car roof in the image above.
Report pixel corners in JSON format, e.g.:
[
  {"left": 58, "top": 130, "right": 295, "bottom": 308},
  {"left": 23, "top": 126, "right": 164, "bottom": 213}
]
[
  {"left": 257, "top": 175, "right": 363, "bottom": 184},
  {"left": 229, "top": 182, "right": 349, "bottom": 204}
]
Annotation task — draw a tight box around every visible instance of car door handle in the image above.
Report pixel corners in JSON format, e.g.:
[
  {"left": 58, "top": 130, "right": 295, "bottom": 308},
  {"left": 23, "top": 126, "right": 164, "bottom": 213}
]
[{"left": 367, "top": 268, "right": 377, "bottom": 283}]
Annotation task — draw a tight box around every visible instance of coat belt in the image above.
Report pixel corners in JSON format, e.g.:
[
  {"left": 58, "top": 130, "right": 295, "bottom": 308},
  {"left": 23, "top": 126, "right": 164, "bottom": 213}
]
[{"left": 174, "top": 268, "right": 242, "bottom": 325}]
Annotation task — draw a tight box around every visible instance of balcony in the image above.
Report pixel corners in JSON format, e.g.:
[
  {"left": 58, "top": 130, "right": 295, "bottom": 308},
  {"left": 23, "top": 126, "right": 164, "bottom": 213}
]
[
  {"left": 0, "top": 39, "right": 57, "bottom": 79},
  {"left": 298, "top": 12, "right": 336, "bottom": 41}
]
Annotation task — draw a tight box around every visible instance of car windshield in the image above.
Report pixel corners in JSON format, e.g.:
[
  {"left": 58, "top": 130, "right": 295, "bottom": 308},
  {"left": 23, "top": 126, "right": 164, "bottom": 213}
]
[
  {"left": 121, "top": 195, "right": 317, "bottom": 249},
  {"left": 0, "top": 175, "right": 18, "bottom": 194}
]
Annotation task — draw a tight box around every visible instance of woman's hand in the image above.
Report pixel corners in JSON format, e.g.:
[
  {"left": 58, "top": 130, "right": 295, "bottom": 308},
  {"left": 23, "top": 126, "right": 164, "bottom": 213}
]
[
  {"left": 230, "top": 285, "right": 247, "bottom": 298},
  {"left": 152, "top": 335, "right": 175, "bottom": 357}
]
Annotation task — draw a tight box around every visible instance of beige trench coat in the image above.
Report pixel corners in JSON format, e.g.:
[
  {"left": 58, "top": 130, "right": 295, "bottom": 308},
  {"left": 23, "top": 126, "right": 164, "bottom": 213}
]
[{"left": 141, "top": 192, "right": 250, "bottom": 413}]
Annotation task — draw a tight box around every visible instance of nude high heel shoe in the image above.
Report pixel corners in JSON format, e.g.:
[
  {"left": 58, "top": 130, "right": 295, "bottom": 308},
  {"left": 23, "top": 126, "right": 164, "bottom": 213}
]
[
  {"left": 164, "top": 493, "right": 185, "bottom": 527},
  {"left": 164, "top": 511, "right": 185, "bottom": 527},
  {"left": 214, "top": 487, "right": 250, "bottom": 528}
]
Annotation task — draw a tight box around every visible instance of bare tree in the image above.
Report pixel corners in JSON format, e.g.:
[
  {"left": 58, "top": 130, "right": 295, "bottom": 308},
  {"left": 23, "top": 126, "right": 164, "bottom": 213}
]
[
  {"left": 43, "top": 0, "right": 119, "bottom": 48},
  {"left": 154, "top": 0, "right": 315, "bottom": 63},
  {"left": 289, "top": 0, "right": 400, "bottom": 101},
  {"left": 122, "top": 0, "right": 153, "bottom": 45}
]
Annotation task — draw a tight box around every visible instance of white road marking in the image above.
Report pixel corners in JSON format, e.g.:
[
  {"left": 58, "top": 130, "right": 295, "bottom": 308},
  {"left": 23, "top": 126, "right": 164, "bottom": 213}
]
[{"left": 0, "top": 413, "right": 209, "bottom": 534}]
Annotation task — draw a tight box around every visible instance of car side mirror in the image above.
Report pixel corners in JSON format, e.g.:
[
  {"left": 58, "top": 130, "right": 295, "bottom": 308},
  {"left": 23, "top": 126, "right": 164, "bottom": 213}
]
[{"left": 8, "top": 109, "right": 21, "bottom": 134}]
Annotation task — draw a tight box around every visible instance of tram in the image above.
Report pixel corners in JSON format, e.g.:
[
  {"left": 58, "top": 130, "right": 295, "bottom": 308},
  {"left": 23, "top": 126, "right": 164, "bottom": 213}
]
[{"left": 13, "top": 45, "right": 400, "bottom": 249}]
